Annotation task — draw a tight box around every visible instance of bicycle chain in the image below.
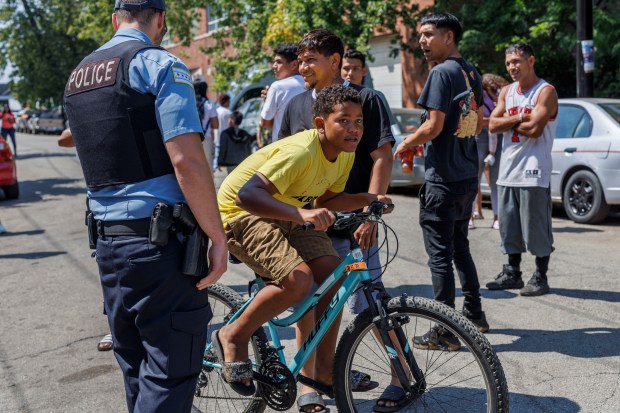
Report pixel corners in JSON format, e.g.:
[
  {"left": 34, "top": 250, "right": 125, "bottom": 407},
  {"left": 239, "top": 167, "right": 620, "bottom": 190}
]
[{"left": 257, "top": 359, "right": 297, "bottom": 411}]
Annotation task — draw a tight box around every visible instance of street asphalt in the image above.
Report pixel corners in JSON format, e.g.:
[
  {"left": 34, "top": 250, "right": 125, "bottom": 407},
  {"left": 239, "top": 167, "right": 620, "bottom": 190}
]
[{"left": 0, "top": 132, "right": 619, "bottom": 412}]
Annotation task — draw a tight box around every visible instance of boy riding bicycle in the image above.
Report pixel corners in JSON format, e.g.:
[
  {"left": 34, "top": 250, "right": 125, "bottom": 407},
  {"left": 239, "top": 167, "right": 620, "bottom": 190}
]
[{"left": 214, "top": 84, "right": 390, "bottom": 412}]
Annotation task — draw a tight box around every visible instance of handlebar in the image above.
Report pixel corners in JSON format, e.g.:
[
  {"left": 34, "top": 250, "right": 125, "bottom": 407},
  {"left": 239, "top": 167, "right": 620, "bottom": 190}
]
[{"left": 302, "top": 202, "right": 394, "bottom": 231}]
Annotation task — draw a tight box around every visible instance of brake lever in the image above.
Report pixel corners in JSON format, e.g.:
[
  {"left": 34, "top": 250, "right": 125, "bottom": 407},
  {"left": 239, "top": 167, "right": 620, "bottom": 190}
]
[{"left": 333, "top": 211, "right": 358, "bottom": 231}]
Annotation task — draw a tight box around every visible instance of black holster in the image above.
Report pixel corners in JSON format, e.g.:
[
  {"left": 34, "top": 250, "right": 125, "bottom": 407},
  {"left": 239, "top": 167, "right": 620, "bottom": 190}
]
[
  {"left": 86, "top": 211, "right": 98, "bottom": 249},
  {"left": 173, "top": 202, "right": 209, "bottom": 277}
]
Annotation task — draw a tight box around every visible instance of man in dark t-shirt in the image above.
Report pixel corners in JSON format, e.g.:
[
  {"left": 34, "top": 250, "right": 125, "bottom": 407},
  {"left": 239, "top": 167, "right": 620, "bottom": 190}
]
[
  {"left": 394, "top": 13, "right": 488, "bottom": 352},
  {"left": 279, "top": 46, "right": 393, "bottom": 196},
  {"left": 279, "top": 29, "right": 395, "bottom": 412}
]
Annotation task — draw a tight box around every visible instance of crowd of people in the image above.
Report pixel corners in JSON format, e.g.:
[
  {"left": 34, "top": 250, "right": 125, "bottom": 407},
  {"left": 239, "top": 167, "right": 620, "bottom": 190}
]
[{"left": 57, "top": 0, "right": 558, "bottom": 412}]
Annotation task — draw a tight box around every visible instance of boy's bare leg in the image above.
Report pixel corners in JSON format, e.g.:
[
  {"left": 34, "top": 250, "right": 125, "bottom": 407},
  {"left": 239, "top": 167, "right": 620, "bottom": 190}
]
[
  {"left": 218, "top": 262, "right": 315, "bottom": 386},
  {"left": 296, "top": 255, "right": 343, "bottom": 412}
]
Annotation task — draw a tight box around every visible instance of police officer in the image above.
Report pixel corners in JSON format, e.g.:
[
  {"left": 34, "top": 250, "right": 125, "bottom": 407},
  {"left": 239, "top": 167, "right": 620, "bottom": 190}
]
[{"left": 64, "top": 1, "right": 227, "bottom": 412}]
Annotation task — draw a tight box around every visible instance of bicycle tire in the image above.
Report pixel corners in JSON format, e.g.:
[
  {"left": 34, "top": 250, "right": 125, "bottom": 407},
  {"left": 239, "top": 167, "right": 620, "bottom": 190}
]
[
  {"left": 192, "top": 283, "right": 271, "bottom": 413},
  {"left": 333, "top": 295, "right": 509, "bottom": 412}
]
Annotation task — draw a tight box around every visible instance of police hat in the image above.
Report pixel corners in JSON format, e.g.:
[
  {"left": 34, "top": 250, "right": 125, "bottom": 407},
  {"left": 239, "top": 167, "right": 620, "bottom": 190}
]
[{"left": 114, "top": 0, "right": 166, "bottom": 11}]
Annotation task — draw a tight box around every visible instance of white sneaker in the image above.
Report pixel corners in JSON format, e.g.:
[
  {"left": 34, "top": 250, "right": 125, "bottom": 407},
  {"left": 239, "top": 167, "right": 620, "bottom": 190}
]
[
  {"left": 0, "top": 223, "right": 6, "bottom": 234},
  {"left": 492, "top": 220, "right": 500, "bottom": 230}
]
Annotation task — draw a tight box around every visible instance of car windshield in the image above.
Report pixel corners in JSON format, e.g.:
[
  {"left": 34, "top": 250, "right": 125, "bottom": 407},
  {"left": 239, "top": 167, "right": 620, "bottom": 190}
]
[
  {"left": 599, "top": 103, "right": 620, "bottom": 125},
  {"left": 393, "top": 111, "right": 421, "bottom": 134}
]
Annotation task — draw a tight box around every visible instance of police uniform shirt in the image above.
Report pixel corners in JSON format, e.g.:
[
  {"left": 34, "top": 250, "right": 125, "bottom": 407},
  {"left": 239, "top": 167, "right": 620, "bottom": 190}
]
[{"left": 87, "top": 28, "right": 203, "bottom": 221}]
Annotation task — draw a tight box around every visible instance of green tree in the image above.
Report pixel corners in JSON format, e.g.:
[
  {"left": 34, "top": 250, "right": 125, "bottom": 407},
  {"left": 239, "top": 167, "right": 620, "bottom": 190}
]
[
  {"left": 428, "top": 0, "right": 620, "bottom": 97},
  {"left": 0, "top": 0, "right": 99, "bottom": 105},
  {"left": 201, "top": 0, "right": 420, "bottom": 91},
  {"left": 0, "top": 0, "right": 206, "bottom": 104}
]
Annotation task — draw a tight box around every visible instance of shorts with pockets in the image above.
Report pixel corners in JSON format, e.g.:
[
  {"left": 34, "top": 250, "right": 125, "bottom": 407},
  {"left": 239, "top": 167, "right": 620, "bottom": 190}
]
[{"left": 226, "top": 214, "right": 339, "bottom": 285}]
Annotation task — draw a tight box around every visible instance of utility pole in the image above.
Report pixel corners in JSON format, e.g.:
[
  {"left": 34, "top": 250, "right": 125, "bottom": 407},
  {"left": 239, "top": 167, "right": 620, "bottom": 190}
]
[{"left": 576, "top": 0, "right": 594, "bottom": 97}]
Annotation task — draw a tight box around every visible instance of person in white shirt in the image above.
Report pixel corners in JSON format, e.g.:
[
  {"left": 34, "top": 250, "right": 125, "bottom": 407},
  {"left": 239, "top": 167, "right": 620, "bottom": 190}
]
[
  {"left": 260, "top": 43, "right": 306, "bottom": 142},
  {"left": 487, "top": 43, "right": 558, "bottom": 297},
  {"left": 214, "top": 93, "right": 232, "bottom": 170}
]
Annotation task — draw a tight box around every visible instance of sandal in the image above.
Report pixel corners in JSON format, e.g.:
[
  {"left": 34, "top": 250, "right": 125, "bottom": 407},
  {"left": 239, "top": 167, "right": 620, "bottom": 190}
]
[
  {"left": 297, "top": 391, "right": 329, "bottom": 413},
  {"left": 97, "top": 334, "right": 113, "bottom": 352},
  {"left": 373, "top": 384, "right": 413, "bottom": 413},
  {"left": 211, "top": 329, "right": 256, "bottom": 396},
  {"left": 351, "top": 369, "right": 379, "bottom": 392}
]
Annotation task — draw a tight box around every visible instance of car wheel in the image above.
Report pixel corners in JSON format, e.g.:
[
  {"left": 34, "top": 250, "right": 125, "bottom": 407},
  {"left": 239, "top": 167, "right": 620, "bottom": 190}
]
[
  {"left": 563, "top": 170, "right": 609, "bottom": 224},
  {"left": 3, "top": 182, "right": 19, "bottom": 200}
]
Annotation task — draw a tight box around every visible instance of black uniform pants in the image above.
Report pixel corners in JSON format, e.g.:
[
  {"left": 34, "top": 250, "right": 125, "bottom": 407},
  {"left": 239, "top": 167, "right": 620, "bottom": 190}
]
[
  {"left": 96, "top": 235, "right": 211, "bottom": 413},
  {"left": 419, "top": 179, "right": 482, "bottom": 314}
]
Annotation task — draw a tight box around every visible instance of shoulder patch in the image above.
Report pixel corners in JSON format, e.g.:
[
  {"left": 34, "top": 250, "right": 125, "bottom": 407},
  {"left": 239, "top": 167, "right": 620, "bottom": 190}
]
[{"left": 172, "top": 67, "right": 193, "bottom": 87}]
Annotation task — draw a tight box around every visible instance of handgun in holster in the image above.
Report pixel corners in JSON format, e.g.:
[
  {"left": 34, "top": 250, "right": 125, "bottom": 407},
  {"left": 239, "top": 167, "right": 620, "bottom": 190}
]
[
  {"left": 173, "top": 202, "right": 209, "bottom": 277},
  {"left": 149, "top": 203, "right": 174, "bottom": 246}
]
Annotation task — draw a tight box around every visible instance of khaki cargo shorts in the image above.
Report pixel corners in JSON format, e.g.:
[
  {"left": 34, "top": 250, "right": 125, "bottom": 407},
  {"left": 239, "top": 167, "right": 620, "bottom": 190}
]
[{"left": 226, "top": 214, "right": 339, "bottom": 285}]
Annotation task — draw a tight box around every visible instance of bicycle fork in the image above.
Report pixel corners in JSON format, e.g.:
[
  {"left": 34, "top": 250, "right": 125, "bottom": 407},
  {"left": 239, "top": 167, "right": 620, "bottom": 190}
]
[{"left": 373, "top": 296, "right": 427, "bottom": 397}]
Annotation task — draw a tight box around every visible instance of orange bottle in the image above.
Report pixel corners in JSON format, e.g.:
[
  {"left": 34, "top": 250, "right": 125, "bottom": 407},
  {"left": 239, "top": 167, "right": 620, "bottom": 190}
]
[{"left": 401, "top": 149, "right": 414, "bottom": 173}]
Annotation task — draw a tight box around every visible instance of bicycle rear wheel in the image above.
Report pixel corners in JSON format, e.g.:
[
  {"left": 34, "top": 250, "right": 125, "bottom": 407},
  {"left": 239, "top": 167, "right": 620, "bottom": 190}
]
[
  {"left": 192, "top": 283, "right": 270, "bottom": 413},
  {"left": 334, "top": 296, "right": 508, "bottom": 412}
]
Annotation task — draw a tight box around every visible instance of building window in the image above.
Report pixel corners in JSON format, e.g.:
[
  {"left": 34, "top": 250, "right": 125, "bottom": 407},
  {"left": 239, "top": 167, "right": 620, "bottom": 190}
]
[{"left": 207, "top": 4, "right": 227, "bottom": 32}]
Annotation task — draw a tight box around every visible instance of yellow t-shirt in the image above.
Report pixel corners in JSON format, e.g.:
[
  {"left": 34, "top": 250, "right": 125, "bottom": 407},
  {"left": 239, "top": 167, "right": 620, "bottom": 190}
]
[{"left": 218, "top": 129, "right": 355, "bottom": 227}]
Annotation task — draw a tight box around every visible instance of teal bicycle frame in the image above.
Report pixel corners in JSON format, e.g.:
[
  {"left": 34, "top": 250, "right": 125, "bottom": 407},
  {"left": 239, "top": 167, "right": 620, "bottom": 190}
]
[{"left": 205, "top": 244, "right": 373, "bottom": 379}]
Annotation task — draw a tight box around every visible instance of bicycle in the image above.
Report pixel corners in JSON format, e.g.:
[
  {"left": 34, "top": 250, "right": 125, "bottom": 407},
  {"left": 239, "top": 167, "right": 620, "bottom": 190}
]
[{"left": 192, "top": 202, "right": 509, "bottom": 412}]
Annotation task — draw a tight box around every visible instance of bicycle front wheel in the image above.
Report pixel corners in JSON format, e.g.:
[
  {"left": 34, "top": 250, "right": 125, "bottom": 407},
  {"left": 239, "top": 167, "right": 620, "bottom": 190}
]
[
  {"left": 192, "top": 283, "right": 270, "bottom": 413},
  {"left": 334, "top": 296, "right": 508, "bottom": 412}
]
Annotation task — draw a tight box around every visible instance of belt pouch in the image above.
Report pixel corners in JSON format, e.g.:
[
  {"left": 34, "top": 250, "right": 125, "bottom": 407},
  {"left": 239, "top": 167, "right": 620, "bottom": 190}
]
[
  {"left": 86, "top": 212, "right": 98, "bottom": 249},
  {"left": 149, "top": 203, "right": 173, "bottom": 246}
]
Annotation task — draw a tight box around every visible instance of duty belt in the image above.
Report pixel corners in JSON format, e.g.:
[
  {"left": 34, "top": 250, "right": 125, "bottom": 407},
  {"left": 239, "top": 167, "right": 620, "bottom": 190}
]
[{"left": 96, "top": 218, "right": 151, "bottom": 237}]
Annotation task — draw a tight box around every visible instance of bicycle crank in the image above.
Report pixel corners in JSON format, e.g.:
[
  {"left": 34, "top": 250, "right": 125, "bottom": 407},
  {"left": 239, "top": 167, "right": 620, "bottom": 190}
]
[{"left": 255, "top": 359, "right": 297, "bottom": 411}]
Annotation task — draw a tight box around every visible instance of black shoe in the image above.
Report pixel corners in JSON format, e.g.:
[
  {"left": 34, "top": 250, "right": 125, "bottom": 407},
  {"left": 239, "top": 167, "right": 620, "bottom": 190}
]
[
  {"left": 486, "top": 265, "right": 524, "bottom": 290},
  {"left": 462, "top": 308, "right": 490, "bottom": 333},
  {"left": 520, "top": 271, "right": 550, "bottom": 296},
  {"left": 413, "top": 325, "right": 460, "bottom": 351}
]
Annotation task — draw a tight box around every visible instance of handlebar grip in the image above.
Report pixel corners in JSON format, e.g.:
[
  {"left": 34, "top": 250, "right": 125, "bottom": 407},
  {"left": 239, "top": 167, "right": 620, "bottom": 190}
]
[{"left": 302, "top": 222, "right": 315, "bottom": 231}]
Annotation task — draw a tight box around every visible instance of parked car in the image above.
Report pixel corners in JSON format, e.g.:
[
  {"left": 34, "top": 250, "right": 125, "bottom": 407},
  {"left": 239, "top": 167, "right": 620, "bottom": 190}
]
[
  {"left": 236, "top": 97, "right": 262, "bottom": 136},
  {"left": 15, "top": 109, "right": 40, "bottom": 133},
  {"left": 234, "top": 97, "right": 263, "bottom": 151},
  {"left": 28, "top": 106, "right": 65, "bottom": 135},
  {"left": 389, "top": 107, "right": 425, "bottom": 189},
  {"left": 0, "top": 136, "right": 18, "bottom": 200},
  {"left": 482, "top": 98, "right": 620, "bottom": 224}
]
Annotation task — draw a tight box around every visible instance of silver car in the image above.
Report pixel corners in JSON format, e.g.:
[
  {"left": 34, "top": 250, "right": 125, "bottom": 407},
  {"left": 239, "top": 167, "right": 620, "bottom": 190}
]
[
  {"left": 389, "top": 108, "right": 425, "bottom": 189},
  {"left": 483, "top": 98, "right": 620, "bottom": 224},
  {"left": 551, "top": 98, "right": 620, "bottom": 224}
]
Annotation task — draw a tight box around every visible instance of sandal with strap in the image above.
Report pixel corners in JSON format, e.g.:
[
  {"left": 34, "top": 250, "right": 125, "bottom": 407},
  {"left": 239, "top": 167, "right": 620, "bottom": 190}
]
[
  {"left": 97, "top": 334, "right": 113, "bottom": 352},
  {"left": 373, "top": 384, "right": 413, "bottom": 413},
  {"left": 297, "top": 391, "right": 330, "bottom": 413},
  {"left": 211, "top": 329, "right": 256, "bottom": 396},
  {"left": 351, "top": 369, "right": 379, "bottom": 392}
]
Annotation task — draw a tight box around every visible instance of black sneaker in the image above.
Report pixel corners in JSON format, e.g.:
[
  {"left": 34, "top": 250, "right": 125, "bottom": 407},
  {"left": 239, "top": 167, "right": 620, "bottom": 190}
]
[
  {"left": 520, "top": 272, "right": 550, "bottom": 296},
  {"left": 413, "top": 325, "right": 461, "bottom": 351},
  {"left": 462, "top": 308, "right": 490, "bottom": 333},
  {"left": 486, "top": 265, "right": 524, "bottom": 290}
]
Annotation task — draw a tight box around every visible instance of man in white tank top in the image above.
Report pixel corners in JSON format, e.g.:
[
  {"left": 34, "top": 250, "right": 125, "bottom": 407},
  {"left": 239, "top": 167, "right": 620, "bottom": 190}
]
[{"left": 486, "top": 43, "right": 558, "bottom": 296}]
